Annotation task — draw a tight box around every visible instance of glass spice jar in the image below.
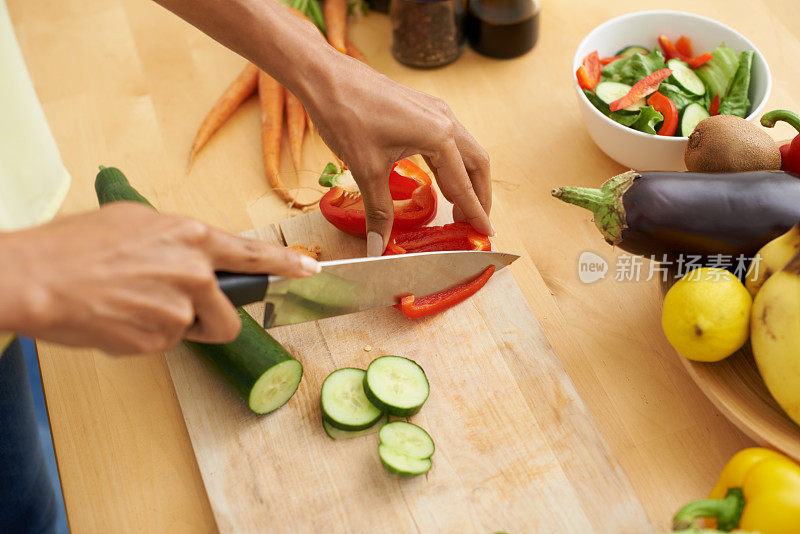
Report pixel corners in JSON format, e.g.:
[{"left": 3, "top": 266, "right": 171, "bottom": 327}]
[{"left": 390, "top": 0, "right": 465, "bottom": 68}]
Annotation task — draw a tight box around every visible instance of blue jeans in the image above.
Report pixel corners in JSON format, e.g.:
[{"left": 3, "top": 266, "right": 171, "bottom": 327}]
[{"left": 0, "top": 339, "right": 57, "bottom": 533}]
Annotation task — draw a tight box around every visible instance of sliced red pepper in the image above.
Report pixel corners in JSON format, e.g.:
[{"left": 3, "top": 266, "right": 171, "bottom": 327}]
[
  {"left": 397, "top": 266, "right": 495, "bottom": 319},
  {"left": 658, "top": 34, "right": 683, "bottom": 61},
  {"left": 384, "top": 222, "right": 491, "bottom": 255},
  {"left": 576, "top": 51, "right": 601, "bottom": 91},
  {"left": 609, "top": 68, "right": 673, "bottom": 112},
  {"left": 687, "top": 52, "right": 713, "bottom": 69},
  {"left": 318, "top": 159, "right": 437, "bottom": 237},
  {"left": 600, "top": 55, "right": 624, "bottom": 66},
  {"left": 647, "top": 91, "right": 678, "bottom": 137},
  {"left": 709, "top": 94, "right": 720, "bottom": 116},
  {"left": 676, "top": 36, "right": 694, "bottom": 58}
]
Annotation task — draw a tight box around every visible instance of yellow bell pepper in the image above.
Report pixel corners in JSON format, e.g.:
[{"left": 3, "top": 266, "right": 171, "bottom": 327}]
[{"left": 672, "top": 447, "right": 800, "bottom": 533}]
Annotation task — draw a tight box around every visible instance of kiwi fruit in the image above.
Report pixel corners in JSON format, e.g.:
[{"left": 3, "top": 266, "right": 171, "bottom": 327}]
[{"left": 684, "top": 115, "right": 782, "bottom": 172}]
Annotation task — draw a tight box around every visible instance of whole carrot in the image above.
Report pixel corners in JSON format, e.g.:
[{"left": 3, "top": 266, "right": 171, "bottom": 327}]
[
  {"left": 324, "top": 0, "right": 347, "bottom": 53},
  {"left": 190, "top": 62, "right": 259, "bottom": 161},
  {"left": 345, "top": 39, "right": 368, "bottom": 64},
  {"left": 258, "top": 71, "right": 315, "bottom": 208},
  {"left": 284, "top": 87, "right": 306, "bottom": 171}
]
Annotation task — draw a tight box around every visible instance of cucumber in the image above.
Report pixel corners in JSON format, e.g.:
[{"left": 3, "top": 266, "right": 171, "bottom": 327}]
[
  {"left": 321, "top": 368, "right": 383, "bottom": 431},
  {"left": 378, "top": 445, "right": 432, "bottom": 477},
  {"left": 667, "top": 59, "right": 705, "bottom": 96},
  {"left": 322, "top": 413, "right": 387, "bottom": 440},
  {"left": 363, "top": 356, "right": 429, "bottom": 417},
  {"left": 594, "top": 81, "right": 644, "bottom": 111},
  {"left": 614, "top": 45, "right": 649, "bottom": 58},
  {"left": 94, "top": 166, "right": 303, "bottom": 415},
  {"left": 379, "top": 422, "right": 435, "bottom": 458},
  {"left": 680, "top": 103, "right": 710, "bottom": 137}
]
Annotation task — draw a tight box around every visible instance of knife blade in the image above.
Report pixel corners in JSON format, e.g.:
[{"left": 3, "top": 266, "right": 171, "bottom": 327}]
[{"left": 216, "top": 250, "right": 519, "bottom": 327}]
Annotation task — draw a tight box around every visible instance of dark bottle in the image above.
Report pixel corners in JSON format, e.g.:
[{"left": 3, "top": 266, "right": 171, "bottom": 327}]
[
  {"left": 369, "top": 0, "right": 390, "bottom": 13},
  {"left": 465, "top": 0, "right": 540, "bottom": 59},
  {"left": 391, "top": 0, "right": 465, "bottom": 68}
]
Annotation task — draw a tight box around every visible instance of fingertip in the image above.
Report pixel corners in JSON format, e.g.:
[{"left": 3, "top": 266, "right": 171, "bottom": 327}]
[{"left": 367, "top": 231, "right": 385, "bottom": 257}]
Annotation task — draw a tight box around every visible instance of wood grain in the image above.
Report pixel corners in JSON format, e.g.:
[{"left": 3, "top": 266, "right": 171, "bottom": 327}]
[
  {"left": 168, "top": 207, "right": 649, "bottom": 532},
  {"left": 8, "top": 0, "right": 799, "bottom": 531}
]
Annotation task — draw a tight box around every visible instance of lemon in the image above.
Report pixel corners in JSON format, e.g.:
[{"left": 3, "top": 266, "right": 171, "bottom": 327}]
[{"left": 662, "top": 267, "right": 752, "bottom": 362}]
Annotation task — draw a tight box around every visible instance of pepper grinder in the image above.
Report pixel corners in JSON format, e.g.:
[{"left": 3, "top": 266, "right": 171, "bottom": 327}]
[
  {"left": 465, "top": 0, "right": 540, "bottom": 58},
  {"left": 390, "top": 0, "right": 465, "bottom": 68}
]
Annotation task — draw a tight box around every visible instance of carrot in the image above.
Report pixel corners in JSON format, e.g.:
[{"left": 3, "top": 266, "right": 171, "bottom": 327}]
[
  {"left": 344, "top": 39, "right": 368, "bottom": 64},
  {"left": 323, "top": 0, "right": 347, "bottom": 53},
  {"left": 190, "top": 63, "right": 259, "bottom": 161},
  {"left": 258, "top": 71, "right": 316, "bottom": 208},
  {"left": 284, "top": 87, "right": 306, "bottom": 171}
]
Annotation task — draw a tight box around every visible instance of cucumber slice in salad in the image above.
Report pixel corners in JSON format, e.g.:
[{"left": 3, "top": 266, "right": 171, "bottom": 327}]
[
  {"left": 321, "top": 368, "right": 383, "bottom": 431},
  {"left": 667, "top": 59, "right": 705, "bottom": 96},
  {"left": 681, "top": 103, "right": 710, "bottom": 137},
  {"left": 363, "top": 356, "right": 429, "bottom": 417},
  {"left": 594, "top": 82, "right": 644, "bottom": 111},
  {"left": 614, "top": 45, "right": 650, "bottom": 57},
  {"left": 378, "top": 445, "right": 432, "bottom": 478},
  {"left": 379, "top": 422, "right": 435, "bottom": 458},
  {"left": 322, "top": 413, "right": 388, "bottom": 440}
]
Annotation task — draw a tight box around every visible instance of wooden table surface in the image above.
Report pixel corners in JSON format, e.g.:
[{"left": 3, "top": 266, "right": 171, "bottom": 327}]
[{"left": 9, "top": 0, "right": 800, "bottom": 531}]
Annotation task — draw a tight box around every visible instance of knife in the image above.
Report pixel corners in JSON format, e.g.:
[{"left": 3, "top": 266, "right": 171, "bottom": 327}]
[{"left": 216, "top": 250, "right": 519, "bottom": 327}]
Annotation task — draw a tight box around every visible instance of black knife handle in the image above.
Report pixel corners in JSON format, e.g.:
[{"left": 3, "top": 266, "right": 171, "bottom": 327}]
[{"left": 216, "top": 272, "right": 269, "bottom": 308}]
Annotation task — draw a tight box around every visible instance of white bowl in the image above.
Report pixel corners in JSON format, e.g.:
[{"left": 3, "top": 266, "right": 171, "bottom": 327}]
[{"left": 573, "top": 10, "right": 771, "bottom": 171}]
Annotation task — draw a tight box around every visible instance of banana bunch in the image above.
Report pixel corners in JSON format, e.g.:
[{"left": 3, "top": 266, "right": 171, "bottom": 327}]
[{"left": 748, "top": 223, "right": 800, "bottom": 426}]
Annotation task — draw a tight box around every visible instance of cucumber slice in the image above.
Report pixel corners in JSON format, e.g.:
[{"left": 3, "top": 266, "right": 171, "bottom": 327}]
[
  {"left": 681, "top": 103, "right": 710, "bottom": 137},
  {"left": 667, "top": 59, "right": 705, "bottom": 96},
  {"left": 321, "top": 368, "right": 382, "bottom": 431},
  {"left": 322, "top": 413, "right": 387, "bottom": 440},
  {"left": 363, "top": 356, "right": 429, "bottom": 417},
  {"left": 379, "top": 422, "right": 435, "bottom": 459},
  {"left": 378, "top": 444, "right": 432, "bottom": 477},
  {"left": 594, "top": 82, "right": 645, "bottom": 111},
  {"left": 614, "top": 45, "right": 649, "bottom": 58}
]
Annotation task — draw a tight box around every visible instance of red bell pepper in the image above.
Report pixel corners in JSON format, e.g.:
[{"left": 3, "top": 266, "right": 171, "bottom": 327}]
[
  {"left": 676, "top": 35, "right": 694, "bottom": 58},
  {"left": 609, "top": 68, "right": 673, "bottom": 112},
  {"left": 647, "top": 91, "right": 678, "bottom": 137},
  {"left": 687, "top": 53, "right": 713, "bottom": 69},
  {"left": 318, "top": 159, "right": 437, "bottom": 237},
  {"left": 599, "top": 55, "right": 624, "bottom": 66},
  {"left": 576, "top": 51, "right": 601, "bottom": 91},
  {"left": 658, "top": 34, "right": 683, "bottom": 61},
  {"left": 659, "top": 34, "right": 713, "bottom": 68},
  {"left": 761, "top": 110, "right": 800, "bottom": 176},
  {"left": 397, "top": 265, "right": 495, "bottom": 319},
  {"left": 709, "top": 94, "right": 720, "bottom": 116}
]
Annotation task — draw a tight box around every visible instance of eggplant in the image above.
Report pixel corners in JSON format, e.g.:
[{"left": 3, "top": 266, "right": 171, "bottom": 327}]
[{"left": 552, "top": 170, "right": 800, "bottom": 258}]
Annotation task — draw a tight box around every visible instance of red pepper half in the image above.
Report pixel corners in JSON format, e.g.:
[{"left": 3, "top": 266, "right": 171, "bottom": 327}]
[
  {"left": 710, "top": 94, "right": 720, "bottom": 116},
  {"left": 647, "top": 91, "right": 678, "bottom": 136},
  {"left": 397, "top": 265, "right": 495, "bottom": 319},
  {"left": 609, "top": 68, "right": 673, "bottom": 112},
  {"left": 761, "top": 110, "right": 800, "bottom": 176},
  {"left": 576, "top": 51, "right": 601, "bottom": 91},
  {"left": 318, "top": 159, "right": 437, "bottom": 237}
]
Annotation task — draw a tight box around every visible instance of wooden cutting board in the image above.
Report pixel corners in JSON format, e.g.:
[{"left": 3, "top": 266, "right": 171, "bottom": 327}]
[{"left": 165, "top": 209, "right": 651, "bottom": 533}]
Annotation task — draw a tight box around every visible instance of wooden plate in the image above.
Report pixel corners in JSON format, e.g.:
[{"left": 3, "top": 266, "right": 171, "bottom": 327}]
[{"left": 660, "top": 274, "right": 800, "bottom": 461}]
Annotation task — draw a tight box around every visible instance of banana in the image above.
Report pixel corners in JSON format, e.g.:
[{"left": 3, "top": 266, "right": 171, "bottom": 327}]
[
  {"left": 746, "top": 223, "right": 800, "bottom": 296},
  {"left": 751, "top": 251, "right": 800, "bottom": 426}
]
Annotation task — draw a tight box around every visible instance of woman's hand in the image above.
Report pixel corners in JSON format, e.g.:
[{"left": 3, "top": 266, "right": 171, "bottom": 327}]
[
  {"left": 301, "top": 53, "right": 493, "bottom": 255},
  {"left": 0, "top": 202, "right": 319, "bottom": 355}
]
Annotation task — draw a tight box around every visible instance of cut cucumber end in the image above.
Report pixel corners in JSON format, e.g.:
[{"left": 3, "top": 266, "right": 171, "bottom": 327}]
[
  {"left": 378, "top": 444, "right": 432, "bottom": 477},
  {"left": 379, "top": 421, "right": 435, "bottom": 459},
  {"left": 364, "top": 356, "right": 429, "bottom": 418},
  {"left": 667, "top": 59, "right": 706, "bottom": 96},
  {"left": 322, "top": 413, "right": 387, "bottom": 440},
  {"left": 248, "top": 359, "right": 303, "bottom": 414},
  {"left": 321, "top": 368, "right": 383, "bottom": 430}
]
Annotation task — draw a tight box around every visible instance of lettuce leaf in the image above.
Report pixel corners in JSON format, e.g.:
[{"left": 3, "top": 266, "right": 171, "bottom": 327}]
[
  {"left": 718, "top": 51, "right": 753, "bottom": 117},
  {"left": 583, "top": 89, "right": 663, "bottom": 134},
  {"left": 696, "top": 45, "right": 739, "bottom": 98},
  {"left": 601, "top": 49, "right": 666, "bottom": 86},
  {"left": 629, "top": 106, "right": 664, "bottom": 135}
]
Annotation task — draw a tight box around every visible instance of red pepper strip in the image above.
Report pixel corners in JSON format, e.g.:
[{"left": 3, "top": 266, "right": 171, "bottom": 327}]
[
  {"left": 658, "top": 34, "right": 684, "bottom": 61},
  {"left": 397, "top": 266, "right": 495, "bottom": 319},
  {"left": 384, "top": 222, "right": 491, "bottom": 255},
  {"left": 687, "top": 53, "right": 713, "bottom": 69},
  {"left": 709, "top": 94, "right": 720, "bottom": 116},
  {"left": 676, "top": 35, "right": 694, "bottom": 58},
  {"left": 647, "top": 91, "right": 678, "bottom": 136},
  {"left": 609, "top": 68, "right": 673, "bottom": 112},
  {"left": 599, "top": 55, "right": 624, "bottom": 66},
  {"left": 576, "top": 51, "right": 601, "bottom": 90},
  {"left": 761, "top": 110, "right": 800, "bottom": 176},
  {"left": 319, "top": 158, "right": 437, "bottom": 237}
]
